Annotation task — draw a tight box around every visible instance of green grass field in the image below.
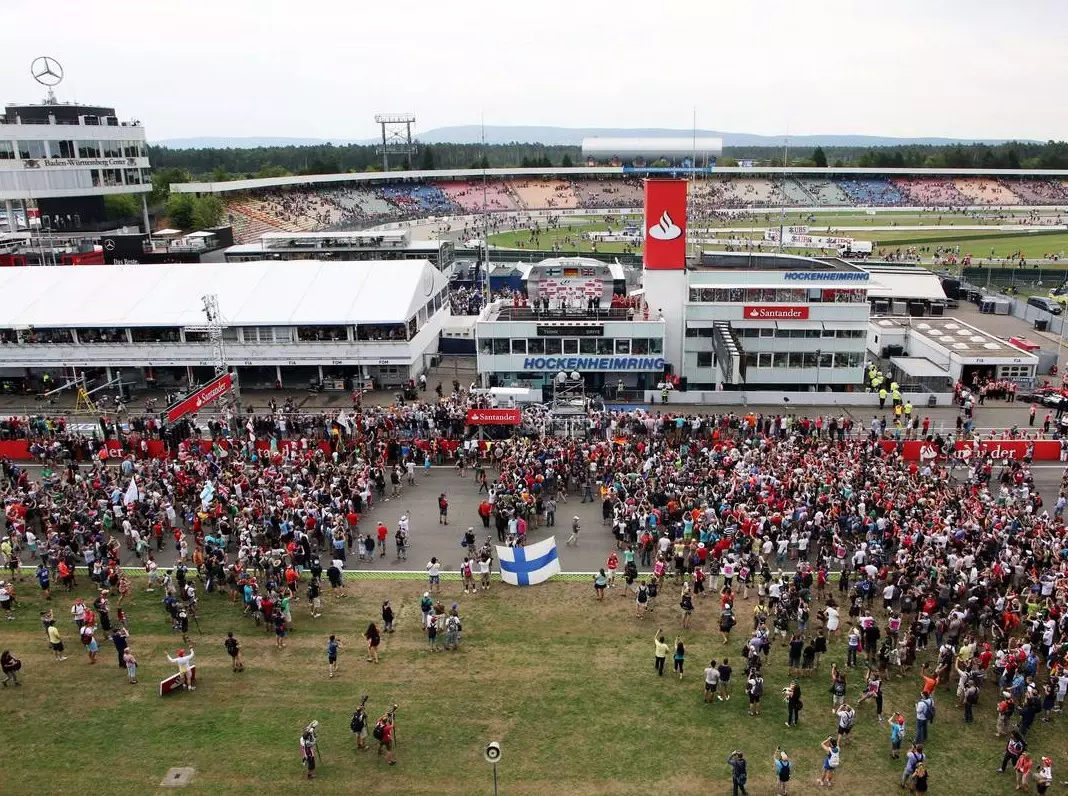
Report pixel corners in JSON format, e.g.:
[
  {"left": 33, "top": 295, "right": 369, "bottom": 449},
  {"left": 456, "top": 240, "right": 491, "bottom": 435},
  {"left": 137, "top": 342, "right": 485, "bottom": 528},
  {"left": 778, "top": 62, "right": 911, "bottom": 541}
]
[
  {"left": 490, "top": 209, "right": 1068, "bottom": 262},
  {"left": 1, "top": 576, "right": 1061, "bottom": 795}
]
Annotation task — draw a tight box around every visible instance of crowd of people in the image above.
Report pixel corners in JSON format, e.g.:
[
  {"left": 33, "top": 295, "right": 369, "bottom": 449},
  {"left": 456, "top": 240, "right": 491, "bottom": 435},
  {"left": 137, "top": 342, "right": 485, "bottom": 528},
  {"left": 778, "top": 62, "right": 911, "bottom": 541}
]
[{"left": 1, "top": 385, "right": 1068, "bottom": 787}]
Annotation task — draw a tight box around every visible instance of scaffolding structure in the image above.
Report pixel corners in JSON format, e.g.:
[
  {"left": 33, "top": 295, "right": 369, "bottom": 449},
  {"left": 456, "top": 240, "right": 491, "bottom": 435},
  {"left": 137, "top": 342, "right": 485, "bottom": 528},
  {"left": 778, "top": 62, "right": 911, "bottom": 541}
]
[
  {"left": 374, "top": 113, "right": 417, "bottom": 171},
  {"left": 548, "top": 371, "right": 590, "bottom": 438},
  {"left": 182, "top": 293, "right": 239, "bottom": 404}
]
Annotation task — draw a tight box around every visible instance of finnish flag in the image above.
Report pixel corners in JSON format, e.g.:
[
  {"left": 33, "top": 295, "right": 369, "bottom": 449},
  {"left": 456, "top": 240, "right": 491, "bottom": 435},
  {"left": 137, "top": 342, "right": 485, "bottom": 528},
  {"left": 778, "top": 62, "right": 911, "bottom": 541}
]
[{"left": 497, "top": 536, "right": 561, "bottom": 586}]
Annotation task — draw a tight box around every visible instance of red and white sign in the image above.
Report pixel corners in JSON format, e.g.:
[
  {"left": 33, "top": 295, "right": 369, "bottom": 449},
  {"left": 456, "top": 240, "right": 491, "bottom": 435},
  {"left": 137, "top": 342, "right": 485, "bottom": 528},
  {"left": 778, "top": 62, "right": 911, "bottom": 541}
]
[
  {"left": 643, "top": 179, "right": 687, "bottom": 271},
  {"left": 880, "top": 439, "right": 1064, "bottom": 462},
  {"left": 466, "top": 408, "right": 521, "bottom": 426},
  {"left": 742, "top": 305, "right": 810, "bottom": 321},
  {"left": 165, "top": 373, "right": 233, "bottom": 423},
  {"left": 159, "top": 665, "right": 196, "bottom": 696}
]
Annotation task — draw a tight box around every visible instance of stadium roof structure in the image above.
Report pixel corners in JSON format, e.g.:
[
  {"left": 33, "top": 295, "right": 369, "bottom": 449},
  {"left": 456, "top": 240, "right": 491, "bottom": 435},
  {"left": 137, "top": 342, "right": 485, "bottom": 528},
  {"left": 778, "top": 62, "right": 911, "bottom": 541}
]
[{"left": 0, "top": 259, "right": 446, "bottom": 328}]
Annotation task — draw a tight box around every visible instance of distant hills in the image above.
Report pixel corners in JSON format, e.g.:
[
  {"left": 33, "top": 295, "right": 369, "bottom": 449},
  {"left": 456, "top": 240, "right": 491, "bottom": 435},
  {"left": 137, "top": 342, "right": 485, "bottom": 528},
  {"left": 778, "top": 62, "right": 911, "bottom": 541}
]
[{"left": 153, "top": 126, "right": 1033, "bottom": 150}]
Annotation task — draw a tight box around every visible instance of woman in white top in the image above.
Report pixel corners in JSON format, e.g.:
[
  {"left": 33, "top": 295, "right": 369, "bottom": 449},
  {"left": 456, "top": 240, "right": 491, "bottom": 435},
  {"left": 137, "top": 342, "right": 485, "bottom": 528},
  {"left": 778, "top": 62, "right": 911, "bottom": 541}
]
[{"left": 824, "top": 605, "right": 840, "bottom": 636}]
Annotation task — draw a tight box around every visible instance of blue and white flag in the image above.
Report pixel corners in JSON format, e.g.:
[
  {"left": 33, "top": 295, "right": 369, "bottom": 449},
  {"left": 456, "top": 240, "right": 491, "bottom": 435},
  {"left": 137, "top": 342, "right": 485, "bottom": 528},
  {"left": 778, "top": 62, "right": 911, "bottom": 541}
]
[
  {"left": 199, "top": 480, "right": 215, "bottom": 510},
  {"left": 497, "top": 536, "right": 561, "bottom": 586}
]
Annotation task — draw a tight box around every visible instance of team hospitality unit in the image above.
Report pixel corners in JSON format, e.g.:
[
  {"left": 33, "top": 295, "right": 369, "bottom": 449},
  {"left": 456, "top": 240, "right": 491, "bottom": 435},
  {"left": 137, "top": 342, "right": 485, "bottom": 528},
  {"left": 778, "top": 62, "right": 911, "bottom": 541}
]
[{"left": 0, "top": 387, "right": 1066, "bottom": 791}]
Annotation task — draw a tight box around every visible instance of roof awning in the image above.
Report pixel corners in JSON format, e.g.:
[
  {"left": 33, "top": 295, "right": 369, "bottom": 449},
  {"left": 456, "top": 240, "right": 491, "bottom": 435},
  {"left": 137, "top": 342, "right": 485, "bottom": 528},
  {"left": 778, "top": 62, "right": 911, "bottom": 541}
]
[{"left": 731, "top": 320, "right": 778, "bottom": 329}]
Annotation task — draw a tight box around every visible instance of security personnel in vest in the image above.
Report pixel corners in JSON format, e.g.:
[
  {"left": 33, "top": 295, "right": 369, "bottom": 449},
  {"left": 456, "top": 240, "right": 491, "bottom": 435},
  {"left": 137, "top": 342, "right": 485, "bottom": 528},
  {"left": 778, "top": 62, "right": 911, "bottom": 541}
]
[
  {"left": 903, "top": 401, "right": 913, "bottom": 422},
  {"left": 878, "top": 387, "right": 888, "bottom": 409}
]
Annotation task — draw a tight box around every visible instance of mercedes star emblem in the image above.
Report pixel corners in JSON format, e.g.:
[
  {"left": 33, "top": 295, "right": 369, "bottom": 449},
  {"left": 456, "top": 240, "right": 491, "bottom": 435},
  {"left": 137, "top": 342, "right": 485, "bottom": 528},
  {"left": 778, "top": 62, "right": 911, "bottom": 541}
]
[
  {"left": 103, "top": 239, "right": 115, "bottom": 251},
  {"left": 31, "top": 56, "right": 64, "bottom": 88}
]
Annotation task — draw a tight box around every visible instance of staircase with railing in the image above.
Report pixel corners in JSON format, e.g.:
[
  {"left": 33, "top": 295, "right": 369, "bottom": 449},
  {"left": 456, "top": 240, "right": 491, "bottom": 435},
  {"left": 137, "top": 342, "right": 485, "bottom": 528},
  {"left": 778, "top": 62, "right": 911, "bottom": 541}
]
[{"left": 712, "top": 321, "right": 744, "bottom": 385}]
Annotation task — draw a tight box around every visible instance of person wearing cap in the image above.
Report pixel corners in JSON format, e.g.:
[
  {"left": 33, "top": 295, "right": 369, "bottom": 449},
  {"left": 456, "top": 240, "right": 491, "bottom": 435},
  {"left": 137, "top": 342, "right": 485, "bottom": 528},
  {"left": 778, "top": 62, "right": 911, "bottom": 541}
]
[
  {"left": 566, "top": 516, "right": 580, "bottom": 547},
  {"left": 1035, "top": 756, "right": 1052, "bottom": 795},
  {"left": 166, "top": 647, "right": 196, "bottom": 690},
  {"left": 889, "top": 712, "right": 906, "bottom": 758}
]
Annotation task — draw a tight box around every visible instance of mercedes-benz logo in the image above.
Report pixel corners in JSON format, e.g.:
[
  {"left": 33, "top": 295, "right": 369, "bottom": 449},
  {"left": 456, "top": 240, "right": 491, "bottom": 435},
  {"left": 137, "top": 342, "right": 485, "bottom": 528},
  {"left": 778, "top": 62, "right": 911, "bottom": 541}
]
[
  {"left": 31, "top": 57, "right": 64, "bottom": 88},
  {"left": 103, "top": 239, "right": 115, "bottom": 251}
]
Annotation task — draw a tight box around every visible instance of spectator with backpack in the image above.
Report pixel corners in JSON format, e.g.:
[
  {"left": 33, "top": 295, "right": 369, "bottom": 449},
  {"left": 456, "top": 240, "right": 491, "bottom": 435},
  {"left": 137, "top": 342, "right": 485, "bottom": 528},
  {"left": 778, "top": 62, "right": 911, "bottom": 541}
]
[
  {"left": 350, "top": 701, "right": 368, "bottom": 751},
  {"left": 914, "top": 692, "right": 934, "bottom": 743},
  {"left": 774, "top": 749, "right": 791, "bottom": 795},
  {"left": 901, "top": 742, "right": 924, "bottom": 786},
  {"left": 889, "top": 713, "right": 906, "bottom": 759},
  {"left": 224, "top": 631, "right": 243, "bottom": 672},
  {"left": 373, "top": 711, "right": 397, "bottom": 765},
  {"left": 999, "top": 730, "right": 1027, "bottom": 774},
  {"left": 818, "top": 736, "right": 840, "bottom": 787},
  {"left": 996, "top": 690, "right": 1016, "bottom": 737}
]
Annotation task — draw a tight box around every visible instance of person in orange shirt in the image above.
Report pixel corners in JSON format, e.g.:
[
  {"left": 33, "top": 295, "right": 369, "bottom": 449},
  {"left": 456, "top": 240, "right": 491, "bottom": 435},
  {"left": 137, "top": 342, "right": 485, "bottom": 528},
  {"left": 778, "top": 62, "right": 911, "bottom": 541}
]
[{"left": 920, "top": 662, "right": 937, "bottom": 696}]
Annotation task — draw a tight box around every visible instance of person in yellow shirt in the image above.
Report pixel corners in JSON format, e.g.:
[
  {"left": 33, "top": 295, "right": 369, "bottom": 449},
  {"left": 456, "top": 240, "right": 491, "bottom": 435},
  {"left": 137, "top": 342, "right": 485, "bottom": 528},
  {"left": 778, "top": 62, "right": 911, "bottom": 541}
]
[
  {"left": 654, "top": 630, "right": 670, "bottom": 677},
  {"left": 47, "top": 623, "right": 66, "bottom": 661}
]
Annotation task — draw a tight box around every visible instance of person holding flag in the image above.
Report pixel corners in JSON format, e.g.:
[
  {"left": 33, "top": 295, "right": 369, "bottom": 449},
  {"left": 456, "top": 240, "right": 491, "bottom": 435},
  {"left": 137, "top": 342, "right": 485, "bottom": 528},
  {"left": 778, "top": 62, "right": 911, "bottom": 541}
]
[{"left": 300, "top": 727, "right": 318, "bottom": 779}]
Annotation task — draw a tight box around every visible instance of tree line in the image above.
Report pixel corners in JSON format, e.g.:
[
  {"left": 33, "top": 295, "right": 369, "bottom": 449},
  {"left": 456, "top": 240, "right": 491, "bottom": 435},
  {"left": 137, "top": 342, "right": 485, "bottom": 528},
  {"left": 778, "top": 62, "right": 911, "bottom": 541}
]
[{"left": 146, "top": 139, "right": 1068, "bottom": 182}]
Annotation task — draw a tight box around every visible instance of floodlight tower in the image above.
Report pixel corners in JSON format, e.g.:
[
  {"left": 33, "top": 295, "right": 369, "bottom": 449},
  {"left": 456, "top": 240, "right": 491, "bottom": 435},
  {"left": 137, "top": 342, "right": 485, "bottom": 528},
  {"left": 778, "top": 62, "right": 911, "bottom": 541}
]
[{"left": 374, "top": 113, "right": 418, "bottom": 171}]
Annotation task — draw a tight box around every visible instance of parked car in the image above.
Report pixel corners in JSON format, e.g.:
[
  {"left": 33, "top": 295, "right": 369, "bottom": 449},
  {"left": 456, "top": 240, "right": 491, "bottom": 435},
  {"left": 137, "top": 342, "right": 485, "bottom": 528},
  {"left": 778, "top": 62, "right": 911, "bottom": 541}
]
[{"left": 1027, "top": 295, "right": 1063, "bottom": 315}]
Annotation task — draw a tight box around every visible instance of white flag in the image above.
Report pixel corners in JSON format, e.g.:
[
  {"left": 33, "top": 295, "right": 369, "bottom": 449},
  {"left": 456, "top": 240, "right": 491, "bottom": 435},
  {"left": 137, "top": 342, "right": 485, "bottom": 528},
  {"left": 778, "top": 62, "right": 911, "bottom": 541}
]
[
  {"left": 496, "top": 536, "right": 561, "bottom": 587},
  {"left": 124, "top": 477, "right": 139, "bottom": 505},
  {"left": 336, "top": 410, "right": 351, "bottom": 432}
]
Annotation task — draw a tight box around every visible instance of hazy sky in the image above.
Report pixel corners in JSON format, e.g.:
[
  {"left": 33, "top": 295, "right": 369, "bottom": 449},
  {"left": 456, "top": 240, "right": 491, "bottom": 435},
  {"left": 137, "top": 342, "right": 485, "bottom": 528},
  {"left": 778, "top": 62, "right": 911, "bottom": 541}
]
[{"left": 3, "top": 0, "right": 1065, "bottom": 142}]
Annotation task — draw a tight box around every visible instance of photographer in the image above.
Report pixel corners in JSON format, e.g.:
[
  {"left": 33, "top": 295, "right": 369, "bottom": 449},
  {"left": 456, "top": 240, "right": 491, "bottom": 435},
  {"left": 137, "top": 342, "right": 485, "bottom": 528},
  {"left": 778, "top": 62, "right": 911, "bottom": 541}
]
[
  {"left": 726, "top": 751, "right": 748, "bottom": 796},
  {"left": 373, "top": 708, "right": 398, "bottom": 765},
  {"left": 350, "top": 700, "right": 369, "bottom": 751},
  {"left": 819, "top": 735, "right": 841, "bottom": 787}
]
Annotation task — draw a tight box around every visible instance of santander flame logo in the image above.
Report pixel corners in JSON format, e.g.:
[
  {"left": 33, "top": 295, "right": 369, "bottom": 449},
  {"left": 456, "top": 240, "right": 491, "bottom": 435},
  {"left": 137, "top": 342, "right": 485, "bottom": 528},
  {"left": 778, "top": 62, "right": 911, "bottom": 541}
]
[{"left": 647, "top": 210, "right": 682, "bottom": 241}]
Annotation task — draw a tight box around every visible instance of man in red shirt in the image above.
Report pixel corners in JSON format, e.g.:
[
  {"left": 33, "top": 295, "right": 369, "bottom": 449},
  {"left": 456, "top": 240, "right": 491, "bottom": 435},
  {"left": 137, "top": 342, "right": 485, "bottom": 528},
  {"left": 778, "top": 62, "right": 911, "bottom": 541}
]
[
  {"left": 376, "top": 523, "right": 388, "bottom": 558},
  {"left": 376, "top": 712, "right": 397, "bottom": 765}
]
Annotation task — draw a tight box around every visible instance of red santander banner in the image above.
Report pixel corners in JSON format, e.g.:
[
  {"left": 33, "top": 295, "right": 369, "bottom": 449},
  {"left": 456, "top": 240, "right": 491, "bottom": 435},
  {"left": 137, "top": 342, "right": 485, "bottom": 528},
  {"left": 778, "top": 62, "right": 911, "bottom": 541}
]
[
  {"left": 743, "top": 305, "right": 810, "bottom": 321},
  {"left": 466, "top": 408, "right": 521, "bottom": 426},
  {"left": 165, "top": 372, "right": 233, "bottom": 423},
  {"left": 643, "top": 179, "right": 687, "bottom": 271},
  {"left": 880, "top": 439, "right": 1063, "bottom": 461}
]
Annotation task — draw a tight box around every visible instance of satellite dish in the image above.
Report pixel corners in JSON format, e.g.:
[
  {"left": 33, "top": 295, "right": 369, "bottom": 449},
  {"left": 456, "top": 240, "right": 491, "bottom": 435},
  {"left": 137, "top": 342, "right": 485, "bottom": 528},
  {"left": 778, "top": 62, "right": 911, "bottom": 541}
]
[{"left": 570, "top": 371, "right": 580, "bottom": 381}]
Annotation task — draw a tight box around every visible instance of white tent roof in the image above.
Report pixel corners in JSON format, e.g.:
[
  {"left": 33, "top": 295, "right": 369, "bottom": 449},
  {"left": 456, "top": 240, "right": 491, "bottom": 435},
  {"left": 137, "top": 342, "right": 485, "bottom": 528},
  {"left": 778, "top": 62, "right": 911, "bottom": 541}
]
[
  {"left": 865, "top": 270, "right": 947, "bottom": 302},
  {"left": 890, "top": 356, "right": 950, "bottom": 378},
  {"left": 0, "top": 260, "right": 446, "bottom": 328}
]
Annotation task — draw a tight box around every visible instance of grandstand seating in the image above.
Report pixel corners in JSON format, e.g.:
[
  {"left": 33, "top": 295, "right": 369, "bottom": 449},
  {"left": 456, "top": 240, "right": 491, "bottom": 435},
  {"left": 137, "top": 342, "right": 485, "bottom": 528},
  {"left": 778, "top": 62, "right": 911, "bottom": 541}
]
[
  {"left": 223, "top": 201, "right": 286, "bottom": 242},
  {"left": 1006, "top": 178, "right": 1068, "bottom": 204},
  {"left": 319, "top": 186, "right": 397, "bottom": 223},
  {"left": 438, "top": 181, "right": 518, "bottom": 212},
  {"left": 570, "top": 178, "right": 644, "bottom": 208},
  {"left": 798, "top": 179, "right": 852, "bottom": 206},
  {"left": 892, "top": 177, "right": 969, "bottom": 206},
  {"left": 215, "top": 173, "right": 1068, "bottom": 242},
  {"left": 718, "top": 177, "right": 779, "bottom": 206},
  {"left": 837, "top": 178, "right": 907, "bottom": 206},
  {"left": 951, "top": 178, "right": 1020, "bottom": 205},
  {"left": 779, "top": 178, "right": 813, "bottom": 206},
  {"left": 378, "top": 184, "right": 457, "bottom": 214},
  {"left": 509, "top": 179, "right": 578, "bottom": 209}
]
